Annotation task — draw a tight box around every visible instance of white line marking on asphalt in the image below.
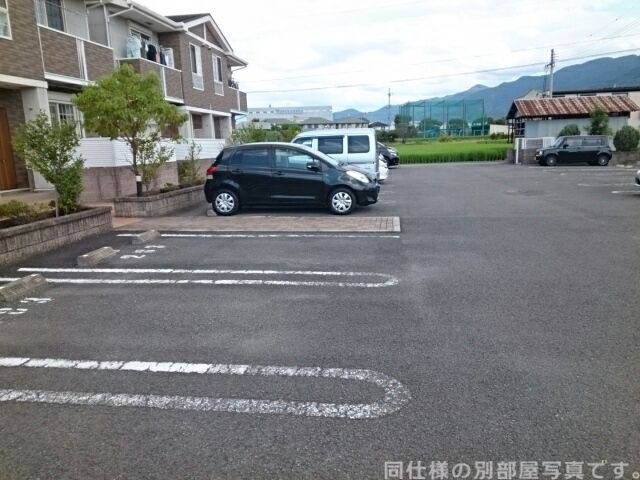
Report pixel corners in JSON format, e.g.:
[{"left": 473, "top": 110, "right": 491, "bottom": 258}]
[
  {"left": 612, "top": 190, "right": 640, "bottom": 195},
  {"left": 578, "top": 183, "right": 635, "bottom": 187},
  {"left": 134, "top": 249, "right": 156, "bottom": 254},
  {"left": 120, "top": 255, "right": 146, "bottom": 259},
  {"left": 145, "top": 245, "right": 166, "bottom": 248},
  {"left": 0, "top": 308, "right": 28, "bottom": 315},
  {"left": 117, "top": 233, "right": 401, "bottom": 239},
  {"left": 20, "top": 298, "right": 51, "bottom": 304},
  {"left": 0, "top": 356, "right": 411, "bottom": 419},
  {"left": 7, "top": 268, "right": 399, "bottom": 288}
]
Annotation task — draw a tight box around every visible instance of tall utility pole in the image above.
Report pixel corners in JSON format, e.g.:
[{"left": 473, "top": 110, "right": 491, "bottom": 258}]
[
  {"left": 387, "top": 88, "right": 392, "bottom": 127},
  {"left": 546, "top": 49, "right": 556, "bottom": 97}
]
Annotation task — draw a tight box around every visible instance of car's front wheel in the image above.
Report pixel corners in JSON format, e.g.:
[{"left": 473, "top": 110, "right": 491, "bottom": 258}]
[
  {"left": 328, "top": 188, "right": 355, "bottom": 215},
  {"left": 596, "top": 154, "right": 610, "bottom": 166},
  {"left": 212, "top": 189, "right": 239, "bottom": 216},
  {"left": 545, "top": 155, "right": 558, "bottom": 167}
]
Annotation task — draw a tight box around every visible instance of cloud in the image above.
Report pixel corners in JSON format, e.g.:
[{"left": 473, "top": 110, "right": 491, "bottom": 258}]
[{"left": 136, "top": 0, "right": 639, "bottom": 111}]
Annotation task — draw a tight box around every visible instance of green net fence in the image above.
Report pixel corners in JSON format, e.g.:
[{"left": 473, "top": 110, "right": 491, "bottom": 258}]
[{"left": 398, "top": 99, "right": 487, "bottom": 137}]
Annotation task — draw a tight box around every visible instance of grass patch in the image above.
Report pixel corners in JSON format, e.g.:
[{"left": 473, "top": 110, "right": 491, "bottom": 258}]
[{"left": 392, "top": 139, "right": 511, "bottom": 164}]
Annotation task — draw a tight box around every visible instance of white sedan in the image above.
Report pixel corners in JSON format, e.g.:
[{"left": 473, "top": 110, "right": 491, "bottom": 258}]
[{"left": 378, "top": 155, "right": 389, "bottom": 183}]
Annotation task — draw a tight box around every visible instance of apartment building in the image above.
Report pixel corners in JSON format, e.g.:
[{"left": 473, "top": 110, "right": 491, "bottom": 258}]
[{"left": 0, "top": 0, "right": 247, "bottom": 197}]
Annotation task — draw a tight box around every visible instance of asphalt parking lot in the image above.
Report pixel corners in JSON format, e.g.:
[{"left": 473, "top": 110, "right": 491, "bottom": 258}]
[{"left": 0, "top": 163, "right": 639, "bottom": 479}]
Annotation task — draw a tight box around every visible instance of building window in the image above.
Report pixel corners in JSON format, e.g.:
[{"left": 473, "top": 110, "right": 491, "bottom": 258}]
[
  {"left": 213, "top": 55, "right": 223, "bottom": 95},
  {"left": 190, "top": 44, "right": 204, "bottom": 90},
  {"left": 49, "top": 102, "right": 76, "bottom": 125},
  {"left": 35, "top": 0, "right": 65, "bottom": 31},
  {"left": 191, "top": 114, "right": 203, "bottom": 130},
  {"left": 0, "top": 0, "right": 11, "bottom": 39}
]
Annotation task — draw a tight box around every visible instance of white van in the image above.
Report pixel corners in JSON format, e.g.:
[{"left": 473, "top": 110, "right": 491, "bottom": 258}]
[{"left": 292, "top": 128, "right": 381, "bottom": 179}]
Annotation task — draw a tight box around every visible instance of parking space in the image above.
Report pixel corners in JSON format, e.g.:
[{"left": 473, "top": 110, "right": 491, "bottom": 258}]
[{"left": 1, "top": 164, "right": 639, "bottom": 478}]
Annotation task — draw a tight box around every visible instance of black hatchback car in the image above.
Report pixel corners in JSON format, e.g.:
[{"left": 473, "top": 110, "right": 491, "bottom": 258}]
[
  {"left": 535, "top": 135, "right": 612, "bottom": 166},
  {"left": 204, "top": 143, "right": 379, "bottom": 215}
]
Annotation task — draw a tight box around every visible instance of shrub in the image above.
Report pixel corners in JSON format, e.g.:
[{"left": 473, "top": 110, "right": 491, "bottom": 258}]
[
  {"left": 558, "top": 124, "right": 581, "bottom": 136},
  {"left": 489, "top": 132, "right": 508, "bottom": 140},
  {"left": 0, "top": 200, "right": 54, "bottom": 226},
  {"left": 138, "top": 140, "right": 173, "bottom": 193},
  {"left": 159, "top": 183, "right": 180, "bottom": 194},
  {"left": 613, "top": 126, "right": 640, "bottom": 152},
  {"left": 178, "top": 141, "right": 205, "bottom": 186},
  {"left": 13, "top": 113, "right": 84, "bottom": 216},
  {"left": 438, "top": 135, "right": 453, "bottom": 143}
]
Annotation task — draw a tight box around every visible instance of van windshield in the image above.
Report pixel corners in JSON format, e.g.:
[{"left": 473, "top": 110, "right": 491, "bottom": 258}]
[
  {"left": 293, "top": 142, "right": 340, "bottom": 167},
  {"left": 312, "top": 149, "right": 340, "bottom": 167},
  {"left": 553, "top": 137, "right": 566, "bottom": 147}
]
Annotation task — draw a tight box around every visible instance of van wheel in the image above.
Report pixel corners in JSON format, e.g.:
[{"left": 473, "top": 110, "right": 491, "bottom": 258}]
[
  {"left": 545, "top": 155, "right": 558, "bottom": 167},
  {"left": 596, "top": 154, "right": 609, "bottom": 166},
  {"left": 212, "top": 189, "right": 239, "bottom": 216},
  {"left": 328, "top": 188, "right": 355, "bottom": 215}
]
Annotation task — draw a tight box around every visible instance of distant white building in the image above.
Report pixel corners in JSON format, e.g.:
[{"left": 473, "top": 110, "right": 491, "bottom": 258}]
[{"left": 247, "top": 106, "right": 333, "bottom": 123}]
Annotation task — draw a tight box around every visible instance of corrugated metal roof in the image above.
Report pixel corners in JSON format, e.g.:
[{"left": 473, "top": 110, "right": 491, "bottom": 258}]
[{"left": 509, "top": 96, "right": 639, "bottom": 119}]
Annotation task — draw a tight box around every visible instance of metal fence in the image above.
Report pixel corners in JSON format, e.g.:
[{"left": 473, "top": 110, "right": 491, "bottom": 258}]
[{"left": 398, "top": 99, "right": 487, "bottom": 137}]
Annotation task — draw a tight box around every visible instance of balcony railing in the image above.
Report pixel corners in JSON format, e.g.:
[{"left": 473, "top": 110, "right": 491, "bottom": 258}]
[
  {"left": 39, "top": 26, "right": 114, "bottom": 82},
  {"left": 118, "top": 58, "right": 184, "bottom": 102}
]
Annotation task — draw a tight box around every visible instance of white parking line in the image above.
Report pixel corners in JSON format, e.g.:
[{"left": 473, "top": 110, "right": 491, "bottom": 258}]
[
  {"left": 117, "top": 233, "right": 400, "bottom": 239},
  {"left": 612, "top": 190, "right": 640, "bottom": 195},
  {"left": 7, "top": 267, "right": 399, "bottom": 288},
  {"left": 577, "top": 183, "right": 635, "bottom": 187},
  {"left": 0, "top": 356, "right": 411, "bottom": 419}
]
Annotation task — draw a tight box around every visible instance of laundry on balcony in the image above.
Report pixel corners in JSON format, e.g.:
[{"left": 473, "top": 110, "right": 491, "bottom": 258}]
[{"left": 126, "top": 35, "right": 142, "bottom": 58}]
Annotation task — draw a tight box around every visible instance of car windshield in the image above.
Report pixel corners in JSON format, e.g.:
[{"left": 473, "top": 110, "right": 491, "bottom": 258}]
[{"left": 553, "top": 137, "right": 566, "bottom": 147}]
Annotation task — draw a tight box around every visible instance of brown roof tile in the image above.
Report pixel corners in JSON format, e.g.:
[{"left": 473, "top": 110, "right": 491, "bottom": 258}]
[{"left": 510, "top": 96, "right": 640, "bottom": 119}]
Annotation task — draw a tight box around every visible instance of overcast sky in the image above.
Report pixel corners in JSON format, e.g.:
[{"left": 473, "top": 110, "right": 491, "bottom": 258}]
[{"left": 137, "top": 0, "right": 640, "bottom": 113}]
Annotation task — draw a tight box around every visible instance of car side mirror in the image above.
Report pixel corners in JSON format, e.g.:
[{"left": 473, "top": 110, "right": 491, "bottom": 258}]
[{"left": 306, "top": 161, "right": 320, "bottom": 172}]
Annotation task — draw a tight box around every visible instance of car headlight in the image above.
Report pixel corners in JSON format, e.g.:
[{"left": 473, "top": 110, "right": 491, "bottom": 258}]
[
  {"left": 346, "top": 170, "right": 370, "bottom": 183},
  {"left": 536, "top": 149, "right": 542, "bottom": 155}
]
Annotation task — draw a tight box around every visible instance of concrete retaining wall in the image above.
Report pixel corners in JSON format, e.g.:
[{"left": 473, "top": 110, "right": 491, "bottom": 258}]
[
  {"left": 113, "top": 186, "right": 204, "bottom": 217},
  {"left": 612, "top": 151, "right": 640, "bottom": 166},
  {"left": 0, "top": 208, "right": 112, "bottom": 266},
  {"left": 80, "top": 163, "right": 179, "bottom": 203}
]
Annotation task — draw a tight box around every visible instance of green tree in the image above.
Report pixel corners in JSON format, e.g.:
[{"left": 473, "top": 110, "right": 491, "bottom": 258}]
[
  {"left": 613, "top": 125, "right": 640, "bottom": 151},
  {"left": 418, "top": 118, "right": 442, "bottom": 131},
  {"left": 227, "top": 123, "right": 269, "bottom": 145},
  {"left": 13, "top": 113, "right": 84, "bottom": 216},
  {"left": 73, "top": 65, "right": 186, "bottom": 196},
  {"left": 447, "top": 118, "right": 465, "bottom": 130},
  {"left": 587, "top": 107, "right": 611, "bottom": 135},
  {"left": 394, "top": 114, "right": 411, "bottom": 126},
  {"left": 274, "top": 123, "right": 302, "bottom": 142},
  {"left": 558, "top": 124, "right": 581, "bottom": 137}
]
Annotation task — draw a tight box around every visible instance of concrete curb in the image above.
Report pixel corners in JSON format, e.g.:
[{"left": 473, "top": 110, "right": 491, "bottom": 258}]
[
  {"left": 0, "top": 274, "right": 47, "bottom": 303},
  {"left": 131, "top": 230, "right": 160, "bottom": 244},
  {"left": 392, "top": 217, "right": 401, "bottom": 233},
  {"left": 77, "top": 246, "right": 118, "bottom": 267}
]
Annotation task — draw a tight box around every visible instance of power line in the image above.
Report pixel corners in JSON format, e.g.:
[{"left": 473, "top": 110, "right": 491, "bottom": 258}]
[
  {"left": 247, "top": 47, "right": 640, "bottom": 94},
  {"left": 246, "top": 31, "right": 640, "bottom": 85}
]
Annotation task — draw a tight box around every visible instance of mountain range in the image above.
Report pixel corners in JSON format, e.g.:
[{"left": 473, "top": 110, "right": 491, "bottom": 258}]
[{"left": 333, "top": 55, "right": 640, "bottom": 123}]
